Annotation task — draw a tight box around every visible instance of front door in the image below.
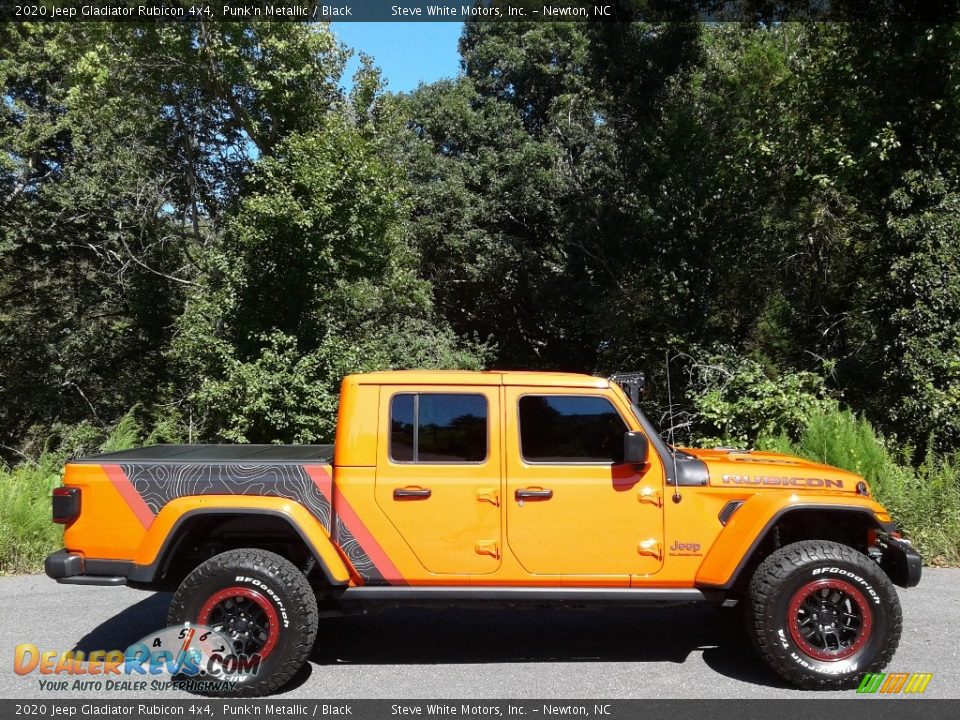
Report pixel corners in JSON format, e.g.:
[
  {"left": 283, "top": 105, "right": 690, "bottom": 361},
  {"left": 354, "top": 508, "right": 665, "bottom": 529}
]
[
  {"left": 375, "top": 386, "right": 502, "bottom": 574},
  {"left": 504, "top": 388, "right": 665, "bottom": 580}
]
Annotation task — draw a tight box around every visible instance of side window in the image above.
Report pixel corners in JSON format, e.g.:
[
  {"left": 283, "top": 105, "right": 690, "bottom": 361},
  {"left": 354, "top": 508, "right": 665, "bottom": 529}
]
[
  {"left": 518, "top": 395, "right": 628, "bottom": 464},
  {"left": 389, "top": 393, "right": 488, "bottom": 463}
]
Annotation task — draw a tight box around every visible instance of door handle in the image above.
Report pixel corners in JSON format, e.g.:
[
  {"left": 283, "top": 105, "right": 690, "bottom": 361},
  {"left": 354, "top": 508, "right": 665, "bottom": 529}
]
[
  {"left": 393, "top": 487, "right": 432, "bottom": 500},
  {"left": 515, "top": 488, "right": 553, "bottom": 501}
]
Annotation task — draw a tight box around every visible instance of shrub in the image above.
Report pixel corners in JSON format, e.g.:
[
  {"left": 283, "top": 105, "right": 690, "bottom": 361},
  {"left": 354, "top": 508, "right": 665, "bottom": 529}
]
[
  {"left": 0, "top": 411, "right": 154, "bottom": 574},
  {"left": 684, "top": 349, "right": 831, "bottom": 447},
  {"left": 759, "top": 406, "right": 960, "bottom": 565},
  {"left": 0, "top": 455, "right": 62, "bottom": 575}
]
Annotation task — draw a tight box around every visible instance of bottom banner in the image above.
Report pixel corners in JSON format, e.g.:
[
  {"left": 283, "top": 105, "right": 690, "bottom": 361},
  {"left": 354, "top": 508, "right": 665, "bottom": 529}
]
[{"left": 1, "top": 699, "right": 957, "bottom": 720}]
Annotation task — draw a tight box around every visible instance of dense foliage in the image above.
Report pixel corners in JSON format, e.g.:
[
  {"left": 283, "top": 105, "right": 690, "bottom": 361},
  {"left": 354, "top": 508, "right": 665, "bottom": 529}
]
[{"left": 2, "top": 19, "right": 959, "bottom": 462}]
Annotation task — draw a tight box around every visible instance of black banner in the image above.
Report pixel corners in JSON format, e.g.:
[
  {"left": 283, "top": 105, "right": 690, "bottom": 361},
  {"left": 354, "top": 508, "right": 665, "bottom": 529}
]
[
  {"left": 3, "top": 0, "right": 960, "bottom": 23},
  {"left": 1, "top": 700, "right": 959, "bottom": 720}
]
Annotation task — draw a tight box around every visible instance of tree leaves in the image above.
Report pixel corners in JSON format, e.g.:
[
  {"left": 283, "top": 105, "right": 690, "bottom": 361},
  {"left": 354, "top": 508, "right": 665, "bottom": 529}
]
[{"left": 3, "top": 21, "right": 959, "bottom": 454}]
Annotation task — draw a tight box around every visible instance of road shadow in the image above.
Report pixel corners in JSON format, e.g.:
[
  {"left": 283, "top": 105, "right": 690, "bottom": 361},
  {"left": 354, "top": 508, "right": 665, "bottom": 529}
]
[
  {"left": 309, "top": 604, "right": 790, "bottom": 688},
  {"left": 73, "top": 592, "right": 172, "bottom": 653}
]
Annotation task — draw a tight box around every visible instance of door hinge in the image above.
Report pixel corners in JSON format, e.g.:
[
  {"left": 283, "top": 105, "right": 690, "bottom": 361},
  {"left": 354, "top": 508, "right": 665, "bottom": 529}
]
[
  {"left": 475, "top": 540, "right": 500, "bottom": 559},
  {"left": 638, "top": 486, "right": 662, "bottom": 507},
  {"left": 476, "top": 488, "right": 500, "bottom": 506},
  {"left": 637, "top": 539, "right": 662, "bottom": 561}
]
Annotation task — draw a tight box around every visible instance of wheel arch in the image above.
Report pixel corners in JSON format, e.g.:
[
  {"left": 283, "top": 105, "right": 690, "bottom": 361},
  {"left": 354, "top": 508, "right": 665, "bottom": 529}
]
[
  {"left": 696, "top": 499, "right": 892, "bottom": 591},
  {"left": 127, "top": 500, "right": 351, "bottom": 589}
]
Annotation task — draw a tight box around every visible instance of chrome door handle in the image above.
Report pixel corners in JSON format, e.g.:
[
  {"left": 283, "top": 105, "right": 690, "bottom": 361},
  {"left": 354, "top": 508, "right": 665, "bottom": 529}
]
[
  {"left": 393, "top": 487, "right": 432, "bottom": 500},
  {"left": 515, "top": 488, "right": 553, "bottom": 501}
]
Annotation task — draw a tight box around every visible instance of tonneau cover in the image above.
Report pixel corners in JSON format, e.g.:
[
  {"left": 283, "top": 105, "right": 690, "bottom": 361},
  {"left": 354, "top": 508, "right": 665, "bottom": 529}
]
[{"left": 70, "top": 444, "right": 335, "bottom": 464}]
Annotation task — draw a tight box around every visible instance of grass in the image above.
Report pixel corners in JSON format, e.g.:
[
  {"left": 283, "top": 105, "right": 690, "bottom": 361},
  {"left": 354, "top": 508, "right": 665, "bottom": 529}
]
[
  {"left": 0, "top": 454, "right": 63, "bottom": 574},
  {"left": 760, "top": 406, "right": 960, "bottom": 566},
  {"left": 0, "top": 409, "right": 150, "bottom": 575}
]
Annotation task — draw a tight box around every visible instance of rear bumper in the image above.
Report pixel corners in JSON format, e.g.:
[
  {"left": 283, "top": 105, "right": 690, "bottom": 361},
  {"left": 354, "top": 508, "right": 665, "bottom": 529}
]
[
  {"left": 877, "top": 536, "right": 922, "bottom": 588},
  {"left": 44, "top": 550, "right": 129, "bottom": 586}
]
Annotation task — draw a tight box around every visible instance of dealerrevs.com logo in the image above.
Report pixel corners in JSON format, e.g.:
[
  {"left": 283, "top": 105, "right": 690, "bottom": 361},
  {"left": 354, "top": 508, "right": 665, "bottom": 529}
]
[
  {"left": 13, "top": 624, "right": 261, "bottom": 694},
  {"left": 857, "top": 672, "right": 933, "bottom": 695}
]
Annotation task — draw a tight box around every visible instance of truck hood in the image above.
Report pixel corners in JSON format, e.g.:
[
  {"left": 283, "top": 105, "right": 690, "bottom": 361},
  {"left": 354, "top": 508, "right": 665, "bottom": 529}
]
[{"left": 680, "top": 447, "right": 864, "bottom": 493}]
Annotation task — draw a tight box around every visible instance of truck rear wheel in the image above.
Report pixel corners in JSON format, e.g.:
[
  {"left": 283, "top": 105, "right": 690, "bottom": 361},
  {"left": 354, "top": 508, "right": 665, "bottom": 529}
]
[
  {"left": 746, "top": 539, "right": 901, "bottom": 689},
  {"left": 168, "top": 548, "right": 318, "bottom": 697}
]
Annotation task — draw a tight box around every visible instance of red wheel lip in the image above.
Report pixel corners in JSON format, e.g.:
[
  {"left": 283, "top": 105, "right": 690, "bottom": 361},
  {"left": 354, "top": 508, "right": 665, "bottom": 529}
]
[
  {"left": 787, "top": 578, "right": 873, "bottom": 662},
  {"left": 198, "top": 586, "right": 280, "bottom": 660}
]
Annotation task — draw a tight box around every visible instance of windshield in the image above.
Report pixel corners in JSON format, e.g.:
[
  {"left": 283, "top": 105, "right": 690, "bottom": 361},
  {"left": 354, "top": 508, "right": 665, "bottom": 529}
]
[{"left": 625, "top": 399, "right": 692, "bottom": 458}]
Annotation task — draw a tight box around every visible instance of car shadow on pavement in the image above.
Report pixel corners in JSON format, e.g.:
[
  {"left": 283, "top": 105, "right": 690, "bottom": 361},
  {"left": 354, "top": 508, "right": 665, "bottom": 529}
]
[
  {"left": 72, "top": 592, "right": 172, "bottom": 653},
  {"left": 309, "top": 604, "right": 791, "bottom": 689},
  {"left": 69, "top": 594, "right": 788, "bottom": 690}
]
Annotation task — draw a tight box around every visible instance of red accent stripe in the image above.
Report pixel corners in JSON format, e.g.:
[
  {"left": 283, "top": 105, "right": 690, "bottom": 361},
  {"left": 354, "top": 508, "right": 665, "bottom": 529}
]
[
  {"left": 304, "top": 464, "right": 405, "bottom": 584},
  {"left": 102, "top": 464, "right": 154, "bottom": 529},
  {"left": 304, "top": 465, "right": 333, "bottom": 509},
  {"left": 333, "top": 487, "right": 406, "bottom": 585}
]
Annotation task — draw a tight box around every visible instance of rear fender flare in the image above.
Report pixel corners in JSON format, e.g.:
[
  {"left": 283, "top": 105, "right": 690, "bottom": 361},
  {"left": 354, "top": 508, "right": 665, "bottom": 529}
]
[{"left": 127, "top": 496, "right": 351, "bottom": 586}]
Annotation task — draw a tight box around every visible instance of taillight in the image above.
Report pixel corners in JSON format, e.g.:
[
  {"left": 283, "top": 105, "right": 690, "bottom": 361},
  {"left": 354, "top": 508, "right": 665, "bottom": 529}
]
[{"left": 52, "top": 486, "right": 80, "bottom": 524}]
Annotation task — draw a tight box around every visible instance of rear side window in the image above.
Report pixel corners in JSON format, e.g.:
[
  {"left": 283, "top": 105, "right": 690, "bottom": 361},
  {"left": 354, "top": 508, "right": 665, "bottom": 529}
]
[
  {"left": 390, "top": 393, "right": 488, "bottom": 463},
  {"left": 518, "top": 395, "right": 627, "bottom": 464}
]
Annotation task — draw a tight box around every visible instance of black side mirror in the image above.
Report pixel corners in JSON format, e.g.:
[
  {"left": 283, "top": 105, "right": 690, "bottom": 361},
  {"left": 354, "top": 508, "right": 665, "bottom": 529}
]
[{"left": 623, "top": 431, "right": 649, "bottom": 465}]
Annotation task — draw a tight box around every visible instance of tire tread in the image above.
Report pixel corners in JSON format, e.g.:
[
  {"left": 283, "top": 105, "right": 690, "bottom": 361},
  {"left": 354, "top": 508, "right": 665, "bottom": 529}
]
[
  {"left": 167, "top": 548, "right": 318, "bottom": 697},
  {"left": 746, "top": 539, "right": 902, "bottom": 690}
]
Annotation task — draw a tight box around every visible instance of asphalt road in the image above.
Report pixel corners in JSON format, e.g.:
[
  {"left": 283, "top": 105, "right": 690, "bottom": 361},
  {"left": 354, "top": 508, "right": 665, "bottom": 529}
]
[{"left": 1, "top": 569, "right": 957, "bottom": 699}]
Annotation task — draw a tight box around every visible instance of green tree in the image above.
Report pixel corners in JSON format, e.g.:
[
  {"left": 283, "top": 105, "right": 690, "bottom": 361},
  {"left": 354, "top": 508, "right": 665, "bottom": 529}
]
[{"left": 172, "top": 118, "right": 490, "bottom": 443}]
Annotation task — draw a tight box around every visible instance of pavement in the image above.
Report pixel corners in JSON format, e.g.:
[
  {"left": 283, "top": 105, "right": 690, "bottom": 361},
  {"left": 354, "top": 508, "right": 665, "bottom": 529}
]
[{"left": 0, "top": 569, "right": 957, "bottom": 699}]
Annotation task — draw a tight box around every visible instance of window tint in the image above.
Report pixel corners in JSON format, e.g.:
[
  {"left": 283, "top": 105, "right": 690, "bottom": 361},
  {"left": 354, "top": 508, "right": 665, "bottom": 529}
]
[
  {"left": 519, "top": 395, "right": 627, "bottom": 463},
  {"left": 390, "top": 394, "right": 415, "bottom": 462},
  {"left": 390, "top": 394, "right": 488, "bottom": 463}
]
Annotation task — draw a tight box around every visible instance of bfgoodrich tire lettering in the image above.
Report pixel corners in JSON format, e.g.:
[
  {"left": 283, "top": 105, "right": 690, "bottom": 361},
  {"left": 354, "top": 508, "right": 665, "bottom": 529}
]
[
  {"left": 168, "top": 548, "right": 318, "bottom": 697},
  {"left": 746, "top": 540, "right": 902, "bottom": 689}
]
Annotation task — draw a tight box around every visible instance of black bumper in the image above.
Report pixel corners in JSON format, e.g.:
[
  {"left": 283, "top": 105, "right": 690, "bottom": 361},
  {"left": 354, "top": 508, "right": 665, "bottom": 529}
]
[
  {"left": 45, "top": 550, "right": 129, "bottom": 586},
  {"left": 877, "top": 536, "right": 922, "bottom": 588}
]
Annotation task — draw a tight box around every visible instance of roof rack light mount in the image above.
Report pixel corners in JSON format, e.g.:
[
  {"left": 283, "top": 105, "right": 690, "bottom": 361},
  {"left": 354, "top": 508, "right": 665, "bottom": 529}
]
[{"left": 609, "top": 372, "right": 645, "bottom": 404}]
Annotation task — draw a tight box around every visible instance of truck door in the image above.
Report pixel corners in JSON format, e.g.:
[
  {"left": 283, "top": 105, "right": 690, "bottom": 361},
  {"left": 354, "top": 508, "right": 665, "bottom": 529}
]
[
  {"left": 375, "top": 386, "right": 502, "bottom": 574},
  {"left": 504, "top": 387, "right": 665, "bottom": 580}
]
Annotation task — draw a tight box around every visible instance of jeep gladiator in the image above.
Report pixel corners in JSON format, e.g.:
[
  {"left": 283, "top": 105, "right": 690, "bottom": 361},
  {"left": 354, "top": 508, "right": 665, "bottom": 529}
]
[{"left": 46, "top": 370, "right": 921, "bottom": 695}]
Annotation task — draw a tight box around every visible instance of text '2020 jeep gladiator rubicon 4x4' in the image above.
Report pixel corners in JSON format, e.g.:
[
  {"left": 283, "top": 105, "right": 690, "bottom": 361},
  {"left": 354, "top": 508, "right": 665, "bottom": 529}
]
[{"left": 46, "top": 371, "right": 921, "bottom": 695}]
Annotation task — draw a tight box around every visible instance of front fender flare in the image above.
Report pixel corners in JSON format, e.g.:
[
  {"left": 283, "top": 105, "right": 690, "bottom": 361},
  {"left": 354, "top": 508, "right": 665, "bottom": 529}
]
[{"left": 695, "top": 493, "right": 891, "bottom": 589}]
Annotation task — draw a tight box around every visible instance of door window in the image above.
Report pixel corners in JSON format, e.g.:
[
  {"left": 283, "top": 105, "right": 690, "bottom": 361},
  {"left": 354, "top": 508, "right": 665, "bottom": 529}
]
[
  {"left": 390, "top": 393, "right": 488, "bottom": 463},
  {"left": 518, "top": 395, "right": 627, "bottom": 464}
]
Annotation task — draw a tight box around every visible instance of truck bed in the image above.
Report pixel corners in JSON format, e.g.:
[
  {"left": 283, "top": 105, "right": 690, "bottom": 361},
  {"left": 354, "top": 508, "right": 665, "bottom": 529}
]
[
  {"left": 71, "top": 444, "right": 335, "bottom": 464},
  {"left": 66, "top": 444, "right": 337, "bottom": 543}
]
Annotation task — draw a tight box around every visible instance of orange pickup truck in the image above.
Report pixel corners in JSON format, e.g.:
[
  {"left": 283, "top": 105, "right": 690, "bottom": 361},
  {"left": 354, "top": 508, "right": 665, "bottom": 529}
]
[{"left": 46, "top": 370, "right": 921, "bottom": 695}]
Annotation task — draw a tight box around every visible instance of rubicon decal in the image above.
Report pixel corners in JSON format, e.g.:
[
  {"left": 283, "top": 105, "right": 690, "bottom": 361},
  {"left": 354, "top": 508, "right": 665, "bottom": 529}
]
[{"left": 722, "top": 474, "right": 844, "bottom": 488}]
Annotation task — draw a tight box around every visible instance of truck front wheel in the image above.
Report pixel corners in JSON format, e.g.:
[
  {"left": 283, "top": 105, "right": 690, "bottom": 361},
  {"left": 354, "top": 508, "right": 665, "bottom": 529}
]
[
  {"left": 168, "top": 548, "right": 319, "bottom": 697},
  {"left": 746, "top": 539, "right": 902, "bottom": 689}
]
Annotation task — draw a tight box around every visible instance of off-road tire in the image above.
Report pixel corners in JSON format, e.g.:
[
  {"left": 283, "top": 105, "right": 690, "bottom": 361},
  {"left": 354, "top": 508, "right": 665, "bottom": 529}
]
[
  {"left": 168, "top": 548, "right": 318, "bottom": 697},
  {"left": 746, "top": 540, "right": 901, "bottom": 690}
]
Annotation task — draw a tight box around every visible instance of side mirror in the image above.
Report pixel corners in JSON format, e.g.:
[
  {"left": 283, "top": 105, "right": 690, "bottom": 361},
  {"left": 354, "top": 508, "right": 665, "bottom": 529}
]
[{"left": 623, "top": 431, "right": 649, "bottom": 465}]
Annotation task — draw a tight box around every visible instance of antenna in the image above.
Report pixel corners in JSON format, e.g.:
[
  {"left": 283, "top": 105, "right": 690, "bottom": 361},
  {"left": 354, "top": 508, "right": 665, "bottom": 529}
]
[{"left": 665, "top": 350, "right": 682, "bottom": 503}]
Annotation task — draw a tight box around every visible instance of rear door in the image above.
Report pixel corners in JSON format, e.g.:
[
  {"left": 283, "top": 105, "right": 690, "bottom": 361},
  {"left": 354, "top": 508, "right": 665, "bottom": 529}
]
[
  {"left": 504, "top": 388, "right": 665, "bottom": 580},
  {"left": 375, "top": 386, "right": 502, "bottom": 575}
]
